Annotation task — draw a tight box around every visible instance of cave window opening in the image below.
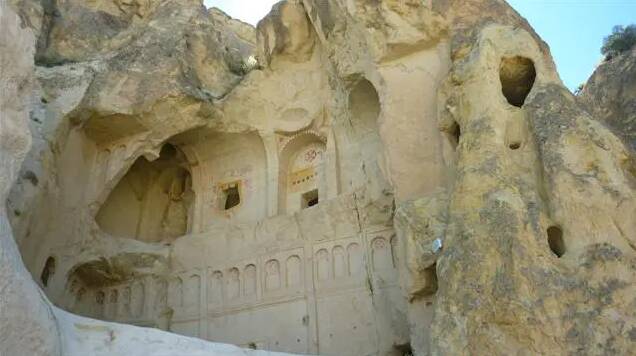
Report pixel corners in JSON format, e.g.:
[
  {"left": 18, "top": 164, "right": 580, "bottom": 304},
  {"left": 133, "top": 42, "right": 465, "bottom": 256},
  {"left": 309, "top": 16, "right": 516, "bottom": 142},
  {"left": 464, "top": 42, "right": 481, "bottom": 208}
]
[
  {"left": 301, "top": 189, "right": 319, "bottom": 209},
  {"left": 499, "top": 56, "right": 536, "bottom": 107},
  {"left": 160, "top": 143, "right": 177, "bottom": 158},
  {"left": 222, "top": 183, "right": 241, "bottom": 210},
  {"left": 547, "top": 226, "right": 565, "bottom": 258},
  {"left": 40, "top": 256, "right": 56, "bottom": 287},
  {"left": 448, "top": 121, "right": 461, "bottom": 150},
  {"left": 393, "top": 342, "right": 414, "bottom": 356}
]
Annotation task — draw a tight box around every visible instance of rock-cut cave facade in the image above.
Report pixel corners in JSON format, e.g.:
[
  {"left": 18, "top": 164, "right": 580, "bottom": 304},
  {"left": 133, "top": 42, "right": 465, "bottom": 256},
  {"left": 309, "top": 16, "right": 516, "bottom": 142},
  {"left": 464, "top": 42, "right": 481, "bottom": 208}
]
[{"left": 3, "top": 0, "right": 635, "bottom": 355}]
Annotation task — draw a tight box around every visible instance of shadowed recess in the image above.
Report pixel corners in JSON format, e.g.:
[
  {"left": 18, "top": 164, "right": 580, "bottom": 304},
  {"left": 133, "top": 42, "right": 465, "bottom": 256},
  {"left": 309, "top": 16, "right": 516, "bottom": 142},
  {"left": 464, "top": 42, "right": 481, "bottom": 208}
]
[
  {"left": 547, "top": 226, "right": 565, "bottom": 257},
  {"left": 96, "top": 144, "right": 194, "bottom": 242},
  {"left": 500, "top": 56, "right": 536, "bottom": 107},
  {"left": 40, "top": 256, "right": 56, "bottom": 287}
]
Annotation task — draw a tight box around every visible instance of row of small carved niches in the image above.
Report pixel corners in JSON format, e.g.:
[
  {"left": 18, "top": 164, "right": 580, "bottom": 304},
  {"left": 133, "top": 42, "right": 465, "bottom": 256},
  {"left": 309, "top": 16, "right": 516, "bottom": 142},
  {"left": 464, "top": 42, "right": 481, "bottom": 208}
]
[
  {"left": 312, "top": 230, "right": 399, "bottom": 291},
  {"left": 66, "top": 275, "right": 165, "bottom": 325},
  {"left": 63, "top": 228, "right": 399, "bottom": 325},
  {"left": 167, "top": 229, "right": 398, "bottom": 320},
  {"left": 167, "top": 247, "right": 307, "bottom": 320}
]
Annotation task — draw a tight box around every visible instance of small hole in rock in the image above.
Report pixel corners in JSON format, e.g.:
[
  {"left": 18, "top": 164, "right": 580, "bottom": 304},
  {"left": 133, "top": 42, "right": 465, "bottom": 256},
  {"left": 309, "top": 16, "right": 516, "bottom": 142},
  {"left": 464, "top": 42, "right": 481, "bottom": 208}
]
[
  {"left": 410, "top": 263, "right": 438, "bottom": 301},
  {"left": 423, "top": 263, "right": 438, "bottom": 295},
  {"left": 40, "top": 256, "right": 56, "bottom": 287},
  {"left": 22, "top": 170, "right": 39, "bottom": 186},
  {"left": 547, "top": 226, "right": 565, "bottom": 257},
  {"left": 160, "top": 143, "right": 177, "bottom": 158},
  {"left": 223, "top": 185, "right": 240, "bottom": 210},
  {"left": 394, "top": 342, "right": 413, "bottom": 356},
  {"left": 509, "top": 142, "right": 521, "bottom": 150},
  {"left": 301, "top": 189, "right": 319, "bottom": 209},
  {"left": 500, "top": 56, "right": 536, "bottom": 107},
  {"left": 447, "top": 122, "right": 461, "bottom": 150}
]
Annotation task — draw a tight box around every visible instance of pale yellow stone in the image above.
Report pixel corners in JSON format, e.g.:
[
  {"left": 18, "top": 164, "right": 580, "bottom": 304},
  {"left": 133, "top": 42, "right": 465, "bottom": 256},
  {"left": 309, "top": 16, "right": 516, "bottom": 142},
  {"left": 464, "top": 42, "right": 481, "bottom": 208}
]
[{"left": 2, "top": 0, "right": 635, "bottom": 355}]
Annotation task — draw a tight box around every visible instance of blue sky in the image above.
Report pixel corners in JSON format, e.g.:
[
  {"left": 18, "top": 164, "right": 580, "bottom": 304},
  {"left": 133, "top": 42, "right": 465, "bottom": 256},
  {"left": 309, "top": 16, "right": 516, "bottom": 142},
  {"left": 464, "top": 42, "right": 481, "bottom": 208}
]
[
  {"left": 508, "top": 0, "right": 636, "bottom": 90},
  {"left": 205, "top": 0, "right": 279, "bottom": 26},
  {"left": 205, "top": 0, "right": 636, "bottom": 90}
]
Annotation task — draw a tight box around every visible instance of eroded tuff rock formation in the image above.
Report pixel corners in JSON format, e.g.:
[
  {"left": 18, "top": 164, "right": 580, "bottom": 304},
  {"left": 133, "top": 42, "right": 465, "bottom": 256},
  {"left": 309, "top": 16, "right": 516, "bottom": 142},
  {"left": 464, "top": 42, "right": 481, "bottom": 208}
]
[
  {"left": 579, "top": 47, "right": 636, "bottom": 152},
  {"left": 2, "top": 0, "right": 635, "bottom": 355},
  {"left": 0, "top": 1, "right": 287, "bottom": 356}
]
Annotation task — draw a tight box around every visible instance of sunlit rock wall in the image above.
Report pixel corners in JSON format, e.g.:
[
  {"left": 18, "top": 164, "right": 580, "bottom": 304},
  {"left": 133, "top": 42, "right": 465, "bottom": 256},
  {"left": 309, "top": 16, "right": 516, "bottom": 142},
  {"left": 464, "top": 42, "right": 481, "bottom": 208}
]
[{"left": 4, "top": 0, "right": 635, "bottom": 355}]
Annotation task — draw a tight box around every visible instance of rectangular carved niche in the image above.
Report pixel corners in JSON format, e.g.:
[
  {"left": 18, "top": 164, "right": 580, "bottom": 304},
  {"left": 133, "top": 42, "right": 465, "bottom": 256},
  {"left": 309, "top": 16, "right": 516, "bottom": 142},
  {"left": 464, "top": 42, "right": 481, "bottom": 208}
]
[
  {"left": 218, "top": 181, "right": 242, "bottom": 210},
  {"left": 301, "top": 189, "right": 319, "bottom": 209}
]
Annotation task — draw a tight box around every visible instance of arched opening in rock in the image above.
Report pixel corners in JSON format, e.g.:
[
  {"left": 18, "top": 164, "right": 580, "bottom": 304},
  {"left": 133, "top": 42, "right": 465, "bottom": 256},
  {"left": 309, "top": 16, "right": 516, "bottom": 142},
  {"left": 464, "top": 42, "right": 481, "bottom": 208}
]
[
  {"left": 278, "top": 133, "right": 326, "bottom": 214},
  {"left": 499, "top": 56, "right": 536, "bottom": 107},
  {"left": 96, "top": 291, "right": 105, "bottom": 306},
  {"left": 343, "top": 78, "right": 386, "bottom": 191},
  {"left": 349, "top": 79, "right": 380, "bottom": 135},
  {"left": 40, "top": 256, "right": 56, "bottom": 287},
  {"left": 547, "top": 226, "right": 565, "bottom": 257},
  {"left": 96, "top": 143, "right": 194, "bottom": 242},
  {"left": 63, "top": 255, "right": 164, "bottom": 320}
]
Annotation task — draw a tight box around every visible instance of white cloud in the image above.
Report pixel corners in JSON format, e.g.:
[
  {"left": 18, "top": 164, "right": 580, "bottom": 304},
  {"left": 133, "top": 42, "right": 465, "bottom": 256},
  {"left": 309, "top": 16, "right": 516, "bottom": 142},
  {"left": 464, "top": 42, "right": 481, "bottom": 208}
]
[{"left": 204, "top": 0, "right": 280, "bottom": 26}]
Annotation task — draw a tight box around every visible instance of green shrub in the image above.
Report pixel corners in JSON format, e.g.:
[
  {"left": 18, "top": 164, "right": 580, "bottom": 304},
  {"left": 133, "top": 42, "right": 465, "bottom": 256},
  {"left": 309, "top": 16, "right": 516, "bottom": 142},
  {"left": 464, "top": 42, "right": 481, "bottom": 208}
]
[{"left": 601, "top": 24, "right": 636, "bottom": 60}]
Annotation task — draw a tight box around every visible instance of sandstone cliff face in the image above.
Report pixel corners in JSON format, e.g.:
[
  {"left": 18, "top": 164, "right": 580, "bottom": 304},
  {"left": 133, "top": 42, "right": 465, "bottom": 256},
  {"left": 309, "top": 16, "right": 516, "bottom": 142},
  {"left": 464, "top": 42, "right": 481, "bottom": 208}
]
[
  {"left": 430, "top": 25, "right": 635, "bottom": 355},
  {"left": 579, "top": 47, "right": 636, "bottom": 152},
  {"left": 1, "top": 2, "right": 292, "bottom": 356},
  {"left": 7, "top": 0, "right": 258, "bottom": 263},
  {"left": 3, "top": 0, "right": 636, "bottom": 355},
  {"left": 1, "top": 3, "right": 61, "bottom": 355}
]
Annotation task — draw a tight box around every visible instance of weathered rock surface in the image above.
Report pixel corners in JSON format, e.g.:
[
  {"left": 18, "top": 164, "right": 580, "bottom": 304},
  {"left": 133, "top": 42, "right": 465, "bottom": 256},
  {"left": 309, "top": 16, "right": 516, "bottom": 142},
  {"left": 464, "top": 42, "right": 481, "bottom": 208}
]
[
  {"left": 430, "top": 24, "right": 635, "bottom": 355},
  {"left": 10, "top": 0, "right": 256, "bottom": 145},
  {"left": 2, "top": 0, "right": 635, "bottom": 355},
  {"left": 1, "top": 3, "right": 61, "bottom": 355},
  {"left": 579, "top": 47, "right": 636, "bottom": 152},
  {"left": 1, "top": 1, "right": 291, "bottom": 355}
]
